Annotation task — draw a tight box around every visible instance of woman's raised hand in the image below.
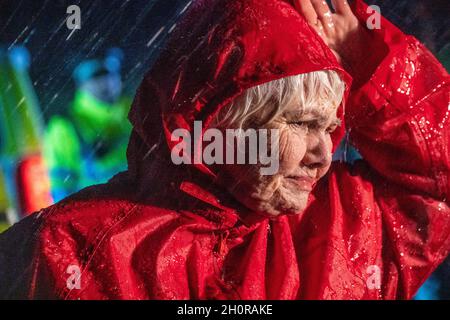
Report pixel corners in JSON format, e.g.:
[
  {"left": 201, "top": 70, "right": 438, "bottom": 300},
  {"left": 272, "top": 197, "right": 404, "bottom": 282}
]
[{"left": 293, "top": 0, "right": 369, "bottom": 72}]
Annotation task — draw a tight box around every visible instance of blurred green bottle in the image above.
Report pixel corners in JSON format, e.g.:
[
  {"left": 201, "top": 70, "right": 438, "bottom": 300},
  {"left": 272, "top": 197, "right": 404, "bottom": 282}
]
[
  {"left": 0, "top": 167, "right": 12, "bottom": 232},
  {"left": 0, "top": 46, "right": 52, "bottom": 221}
]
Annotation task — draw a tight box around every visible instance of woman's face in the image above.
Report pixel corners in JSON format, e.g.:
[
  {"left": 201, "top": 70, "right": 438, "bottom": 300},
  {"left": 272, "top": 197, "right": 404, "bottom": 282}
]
[{"left": 215, "top": 100, "right": 340, "bottom": 217}]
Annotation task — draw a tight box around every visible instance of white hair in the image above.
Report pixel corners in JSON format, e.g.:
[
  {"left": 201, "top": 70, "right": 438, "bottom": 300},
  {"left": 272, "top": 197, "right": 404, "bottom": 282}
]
[{"left": 213, "top": 70, "right": 346, "bottom": 129}]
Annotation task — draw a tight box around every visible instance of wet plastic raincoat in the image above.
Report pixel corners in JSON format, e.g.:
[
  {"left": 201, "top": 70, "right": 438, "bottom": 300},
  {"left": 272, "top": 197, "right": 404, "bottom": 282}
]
[{"left": 1, "top": 0, "right": 449, "bottom": 300}]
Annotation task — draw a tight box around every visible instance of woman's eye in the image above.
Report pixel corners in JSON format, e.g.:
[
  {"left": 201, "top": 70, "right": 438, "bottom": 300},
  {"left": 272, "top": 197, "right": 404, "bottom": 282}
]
[
  {"left": 288, "top": 119, "right": 338, "bottom": 133},
  {"left": 288, "top": 121, "right": 308, "bottom": 129}
]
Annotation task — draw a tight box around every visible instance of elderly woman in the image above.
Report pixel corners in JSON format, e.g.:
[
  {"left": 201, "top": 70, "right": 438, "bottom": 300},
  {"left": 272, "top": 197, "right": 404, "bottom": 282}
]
[{"left": 0, "top": 0, "right": 449, "bottom": 299}]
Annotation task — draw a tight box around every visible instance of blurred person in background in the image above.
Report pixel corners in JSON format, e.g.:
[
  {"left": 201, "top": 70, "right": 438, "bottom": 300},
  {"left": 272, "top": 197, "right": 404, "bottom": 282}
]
[{"left": 44, "top": 48, "right": 132, "bottom": 202}]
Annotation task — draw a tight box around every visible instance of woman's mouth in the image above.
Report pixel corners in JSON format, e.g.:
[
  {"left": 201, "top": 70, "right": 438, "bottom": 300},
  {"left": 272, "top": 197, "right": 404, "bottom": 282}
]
[{"left": 286, "top": 176, "right": 316, "bottom": 191}]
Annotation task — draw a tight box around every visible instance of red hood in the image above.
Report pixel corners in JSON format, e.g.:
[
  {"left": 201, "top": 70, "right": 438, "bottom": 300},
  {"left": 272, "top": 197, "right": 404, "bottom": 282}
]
[{"left": 127, "top": 0, "right": 352, "bottom": 182}]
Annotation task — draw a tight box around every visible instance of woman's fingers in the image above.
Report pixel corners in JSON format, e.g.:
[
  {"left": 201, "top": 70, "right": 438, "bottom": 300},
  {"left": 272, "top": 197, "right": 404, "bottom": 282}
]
[
  {"left": 293, "top": 0, "right": 361, "bottom": 64},
  {"left": 293, "top": 0, "right": 326, "bottom": 37},
  {"left": 330, "top": 0, "right": 352, "bottom": 16},
  {"left": 293, "top": 0, "right": 318, "bottom": 25},
  {"left": 310, "top": 0, "right": 334, "bottom": 29},
  {"left": 310, "top": 0, "right": 332, "bottom": 19}
]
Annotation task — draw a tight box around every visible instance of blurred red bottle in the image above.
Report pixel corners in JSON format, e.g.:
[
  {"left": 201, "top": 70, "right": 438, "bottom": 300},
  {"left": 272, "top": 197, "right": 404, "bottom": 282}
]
[{"left": 0, "top": 46, "right": 52, "bottom": 218}]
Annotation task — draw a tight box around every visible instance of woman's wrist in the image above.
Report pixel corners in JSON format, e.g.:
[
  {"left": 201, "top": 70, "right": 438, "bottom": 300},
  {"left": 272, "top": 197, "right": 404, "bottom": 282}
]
[{"left": 343, "top": 25, "right": 389, "bottom": 89}]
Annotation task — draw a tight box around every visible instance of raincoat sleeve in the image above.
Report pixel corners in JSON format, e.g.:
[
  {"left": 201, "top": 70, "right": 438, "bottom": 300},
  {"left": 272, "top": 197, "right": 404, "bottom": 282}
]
[{"left": 346, "top": 1, "right": 450, "bottom": 298}]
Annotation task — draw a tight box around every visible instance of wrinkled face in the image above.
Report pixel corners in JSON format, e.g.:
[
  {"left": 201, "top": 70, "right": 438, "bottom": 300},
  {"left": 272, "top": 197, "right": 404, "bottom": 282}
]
[{"left": 214, "top": 100, "right": 340, "bottom": 217}]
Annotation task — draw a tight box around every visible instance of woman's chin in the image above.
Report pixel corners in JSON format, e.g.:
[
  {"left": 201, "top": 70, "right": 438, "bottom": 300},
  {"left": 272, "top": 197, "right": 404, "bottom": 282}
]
[
  {"left": 250, "top": 195, "right": 310, "bottom": 218},
  {"left": 228, "top": 183, "right": 311, "bottom": 218}
]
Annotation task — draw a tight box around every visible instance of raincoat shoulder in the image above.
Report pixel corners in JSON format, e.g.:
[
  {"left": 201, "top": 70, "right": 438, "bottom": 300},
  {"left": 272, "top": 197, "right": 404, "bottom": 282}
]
[{"left": 0, "top": 180, "right": 180, "bottom": 299}]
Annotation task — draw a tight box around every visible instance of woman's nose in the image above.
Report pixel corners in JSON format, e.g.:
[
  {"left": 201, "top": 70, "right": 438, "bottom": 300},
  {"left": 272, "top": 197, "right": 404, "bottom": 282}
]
[{"left": 301, "top": 132, "right": 332, "bottom": 169}]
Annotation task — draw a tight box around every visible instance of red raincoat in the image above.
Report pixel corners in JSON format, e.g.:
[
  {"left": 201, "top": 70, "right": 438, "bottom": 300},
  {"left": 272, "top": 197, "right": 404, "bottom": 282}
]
[{"left": 1, "top": 0, "right": 449, "bottom": 300}]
